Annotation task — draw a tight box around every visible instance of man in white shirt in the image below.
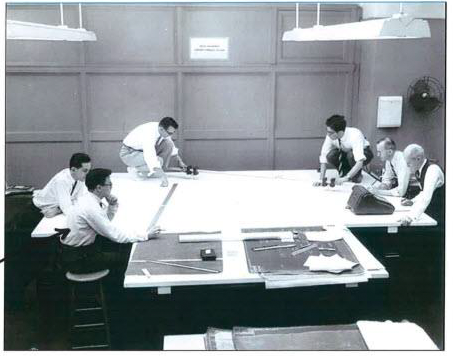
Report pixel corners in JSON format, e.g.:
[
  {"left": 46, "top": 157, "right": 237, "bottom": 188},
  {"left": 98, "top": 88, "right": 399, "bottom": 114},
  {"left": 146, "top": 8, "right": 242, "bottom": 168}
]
[
  {"left": 33, "top": 153, "right": 91, "bottom": 218},
  {"left": 314, "top": 115, "right": 373, "bottom": 186},
  {"left": 62, "top": 168, "right": 160, "bottom": 274},
  {"left": 119, "top": 117, "right": 187, "bottom": 187},
  {"left": 398, "top": 144, "right": 445, "bottom": 227},
  {"left": 368, "top": 137, "right": 410, "bottom": 197}
]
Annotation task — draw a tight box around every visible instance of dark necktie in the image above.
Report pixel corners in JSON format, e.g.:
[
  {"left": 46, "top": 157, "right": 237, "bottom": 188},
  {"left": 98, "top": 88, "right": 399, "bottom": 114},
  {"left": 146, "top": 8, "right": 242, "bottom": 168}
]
[
  {"left": 389, "top": 161, "right": 397, "bottom": 176},
  {"left": 338, "top": 138, "right": 344, "bottom": 176},
  {"left": 70, "top": 181, "right": 77, "bottom": 195},
  {"left": 99, "top": 202, "right": 104, "bottom": 208},
  {"left": 415, "top": 170, "right": 421, "bottom": 181}
]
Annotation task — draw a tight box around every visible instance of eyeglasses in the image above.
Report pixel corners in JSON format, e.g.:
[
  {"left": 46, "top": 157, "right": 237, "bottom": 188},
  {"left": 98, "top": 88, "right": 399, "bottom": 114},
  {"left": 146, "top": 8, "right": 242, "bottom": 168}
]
[
  {"left": 165, "top": 128, "right": 175, "bottom": 136},
  {"left": 103, "top": 183, "right": 113, "bottom": 187}
]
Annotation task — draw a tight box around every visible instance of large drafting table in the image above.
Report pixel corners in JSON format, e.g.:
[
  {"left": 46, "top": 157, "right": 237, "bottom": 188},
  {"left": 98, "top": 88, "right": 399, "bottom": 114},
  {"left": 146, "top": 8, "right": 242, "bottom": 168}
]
[{"left": 32, "top": 170, "right": 437, "bottom": 293}]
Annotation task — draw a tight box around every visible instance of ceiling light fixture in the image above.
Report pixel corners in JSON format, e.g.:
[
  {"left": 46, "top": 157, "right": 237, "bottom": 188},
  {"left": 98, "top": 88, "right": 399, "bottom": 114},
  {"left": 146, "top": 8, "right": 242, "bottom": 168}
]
[
  {"left": 7, "top": 3, "right": 97, "bottom": 41},
  {"left": 282, "top": 3, "right": 431, "bottom": 41}
]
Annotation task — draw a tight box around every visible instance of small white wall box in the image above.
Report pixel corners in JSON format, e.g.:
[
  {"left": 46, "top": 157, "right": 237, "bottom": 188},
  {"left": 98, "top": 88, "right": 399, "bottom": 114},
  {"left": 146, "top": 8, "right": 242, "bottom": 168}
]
[{"left": 377, "top": 96, "right": 403, "bottom": 128}]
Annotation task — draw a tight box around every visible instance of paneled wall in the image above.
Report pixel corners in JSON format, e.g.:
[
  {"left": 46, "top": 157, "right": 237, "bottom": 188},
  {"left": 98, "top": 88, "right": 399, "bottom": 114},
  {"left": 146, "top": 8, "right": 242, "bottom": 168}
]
[{"left": 7, "top": 3, "right": 359, "bottom": 187}]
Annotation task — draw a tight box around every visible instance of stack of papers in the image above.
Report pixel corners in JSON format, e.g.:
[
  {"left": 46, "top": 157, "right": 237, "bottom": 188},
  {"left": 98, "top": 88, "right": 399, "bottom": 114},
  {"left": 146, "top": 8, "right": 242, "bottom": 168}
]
[{"left": 304, "top": 254, "right": 358, "bottom": 273}]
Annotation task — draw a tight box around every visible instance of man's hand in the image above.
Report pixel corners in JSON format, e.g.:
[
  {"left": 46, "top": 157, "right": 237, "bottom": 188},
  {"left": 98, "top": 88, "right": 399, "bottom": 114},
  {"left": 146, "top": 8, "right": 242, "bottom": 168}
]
[
  {"left": 160, "top": 177, "right": 169, "bottom": 187},
  {"left": 106, "top": 194, "right": 118, "bottom": 206},
  {"left": 147, "top": 225, "right": 162, "bottom": 239},
  {"left": 178, "top": 157, "right": 187, "bottom": 170},
  {"left": 401, "top": 198, "right": 414, "bottom": 206},
  {"left": 398, "top": 216, "right": 413, "bottom": 226},
  {"left": 313, "top": 180, "right": 323, "bottom": 187},
  {"left": 335, "top": 176, "right": 349, "bottom": 185}
]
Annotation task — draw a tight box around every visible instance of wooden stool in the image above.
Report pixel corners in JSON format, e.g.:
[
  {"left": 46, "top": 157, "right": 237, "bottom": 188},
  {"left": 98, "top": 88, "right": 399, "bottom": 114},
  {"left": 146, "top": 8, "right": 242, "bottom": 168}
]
[{"left": 66, "top": 269, "right": 111, "bottom": 350}]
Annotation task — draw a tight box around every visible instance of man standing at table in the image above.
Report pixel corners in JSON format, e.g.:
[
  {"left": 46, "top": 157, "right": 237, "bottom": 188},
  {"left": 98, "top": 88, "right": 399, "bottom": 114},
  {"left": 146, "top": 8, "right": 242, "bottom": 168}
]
[
  {"left": 119, "top": 117, "right": 187, "bottom": 187},
  {"left": 33, "top": 152, "right": 92, "bottom": 218},
  {"left": 62, "top": 168, "right": 161, "bottom": 275},
  {"left": 398, "top": 144, "right": 445, "bottom": 227},
  {"left": 314, "top": 115, "right": 373, "bottom": 185},
  {"left": 368, "top": 137, "right": 411, "bottom": 197}
]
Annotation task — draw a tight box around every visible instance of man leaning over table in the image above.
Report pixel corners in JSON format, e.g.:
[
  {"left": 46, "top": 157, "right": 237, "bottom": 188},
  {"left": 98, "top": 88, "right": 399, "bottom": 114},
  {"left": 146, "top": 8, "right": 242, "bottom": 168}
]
[
  {"left": 33, "top": 152, "right": 92, "bottom": 218},
  {"left": 398, "top": 144, "right": 445, "bottom": 227},
  {"left": 119, "top": 116, "right": 187, "bottom": 187},
  {"left": 313, "top": 115, "right": 373, "bottom": 186},
  {"left": 368, "top": 137, "right": 411, "bottom": 198}
]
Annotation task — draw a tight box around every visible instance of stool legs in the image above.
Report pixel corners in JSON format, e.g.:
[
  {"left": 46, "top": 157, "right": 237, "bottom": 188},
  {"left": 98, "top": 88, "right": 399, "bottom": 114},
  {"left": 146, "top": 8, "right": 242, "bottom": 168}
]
[{"left": 67, "top": 280, "right": 110, "bottom": 350}]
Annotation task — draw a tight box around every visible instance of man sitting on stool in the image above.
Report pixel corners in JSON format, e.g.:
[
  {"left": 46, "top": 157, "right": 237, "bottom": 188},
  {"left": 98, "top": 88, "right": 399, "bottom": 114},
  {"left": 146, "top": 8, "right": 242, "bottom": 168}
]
[
  {"left": 62, "top": 168, "right": 160, "bottom": 276},
  {"left": 314, "top": 115, "right": 373, "bottom": 186},
  {"left": 368, "top": 137, "right": 411, "bottom": 197},
  {"left": 119, "top": 117, "right": 187, "bottom": 187},
  {"left": 398, "top": 144, "right": 445, "bottom": 227}
]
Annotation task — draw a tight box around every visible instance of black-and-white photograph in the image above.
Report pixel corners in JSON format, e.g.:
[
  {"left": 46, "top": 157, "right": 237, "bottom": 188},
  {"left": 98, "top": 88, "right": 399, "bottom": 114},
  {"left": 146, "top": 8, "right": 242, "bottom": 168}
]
[{"left": 2, "top": 0, "right": 447, "bottom": 351}]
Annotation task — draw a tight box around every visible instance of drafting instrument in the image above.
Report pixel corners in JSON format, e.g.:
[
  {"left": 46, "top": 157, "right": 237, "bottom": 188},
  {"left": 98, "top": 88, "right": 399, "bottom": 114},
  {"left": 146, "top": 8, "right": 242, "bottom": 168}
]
[
  {"left": 252, "top": 243, "right": 297, "bottom": 252},
  {"left": 148, "top": 259, "right": 220, "bottom": 273},
  {"left": 318, "top": 247, "right": 336, "bottom": 252},
  {"left": 291, "top": 244, "right": 317, "bottom": 256},
  {"left": 147, "top": 183, "right": 178, "bottom": 231}
]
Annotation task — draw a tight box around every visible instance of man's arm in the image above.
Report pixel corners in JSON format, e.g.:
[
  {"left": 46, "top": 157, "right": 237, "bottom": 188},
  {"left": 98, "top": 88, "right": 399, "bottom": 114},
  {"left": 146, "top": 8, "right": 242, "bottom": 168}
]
[
  {"left": 399, "top": 166, "right": 444, "bottom": 225},
  {"left": 314, "top": 138, "right": 332, "bottom": 186},
  {"left": 84, "top": 205, "right": 148, "bottom": 243},
  {"left": 336, "top": 160, "right": 364, "bottom": 185},
  {"left": 55, "top": 178, "right": 75, "bottom": 215}
]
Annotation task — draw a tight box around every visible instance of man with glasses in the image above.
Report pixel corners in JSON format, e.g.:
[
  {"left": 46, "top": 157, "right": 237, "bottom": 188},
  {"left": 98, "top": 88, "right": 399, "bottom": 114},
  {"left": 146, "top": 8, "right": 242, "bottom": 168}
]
[
  {"left": 119, "top": 117, "right": 187, "bottom": 187},
  {"left": 62, "top": 168, "right": 161, "bottom": 275},
  {"left": 314, "top": 115, "right": 373, "bottom": 186}
]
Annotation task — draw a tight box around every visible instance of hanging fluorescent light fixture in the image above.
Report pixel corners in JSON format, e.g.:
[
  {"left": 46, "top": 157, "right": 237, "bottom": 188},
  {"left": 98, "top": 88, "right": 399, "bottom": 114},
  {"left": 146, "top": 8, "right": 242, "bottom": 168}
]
[
  {"left": 282, "top": 3, "right": 431, "bottom": 41},
  {"left": 7, "top": 3, "right": 96, "bottom": 41}
]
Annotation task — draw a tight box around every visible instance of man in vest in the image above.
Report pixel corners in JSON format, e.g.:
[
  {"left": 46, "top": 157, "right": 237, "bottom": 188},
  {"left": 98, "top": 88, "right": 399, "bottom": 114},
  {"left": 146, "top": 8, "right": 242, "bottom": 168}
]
[{"left": 398, "top": 144, "right": 445, "bottom": 227}]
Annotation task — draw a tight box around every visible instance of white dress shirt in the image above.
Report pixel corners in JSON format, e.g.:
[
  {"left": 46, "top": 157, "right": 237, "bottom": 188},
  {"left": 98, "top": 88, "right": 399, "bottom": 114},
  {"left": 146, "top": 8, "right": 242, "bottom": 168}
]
[
  {"left": 410, "top": 160, "right": 445, "bottom": 221},
  {"left": 381, "top": 151, "right": 410, "bottom": 197},
  {"left": 33, "top": 168, "right": 87, "bottom": 217},
  {"left": 319, "top": 127, "right": 370, "bottom": 164},
  {"left": 123, "top": 122, "right": 179, "bottom": 171},
  {"left": 64, "top": 192, "right": 148, "bottom": 247}
]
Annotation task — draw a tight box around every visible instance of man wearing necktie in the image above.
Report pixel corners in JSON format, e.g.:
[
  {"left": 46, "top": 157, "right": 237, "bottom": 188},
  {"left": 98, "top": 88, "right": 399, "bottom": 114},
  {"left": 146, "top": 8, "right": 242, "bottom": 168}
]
[
  {"left": 368, "top": 137, "right": 412, "bottom": 198},
  {"left": 33, "top": 153, "right": 92, "bottom": 218},
  {"left": 119, "top": 117, "right": 187, "bottom": 187},
  {"left": 398, "top": 144, "right": 445, "bottom": 227},
  {"left": 314, "top": 115, "right": 373, "bottom": 186}
]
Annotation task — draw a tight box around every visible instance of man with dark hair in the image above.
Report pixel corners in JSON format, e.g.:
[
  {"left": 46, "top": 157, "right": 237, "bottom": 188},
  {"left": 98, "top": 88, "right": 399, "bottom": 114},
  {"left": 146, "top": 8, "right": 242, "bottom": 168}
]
[
  {"left": 33, "top": 152, "right": 92, "bottom": 217},
  {"left": 62, "top": 168, "right": 160, "bottom": 274},
  {"left": 398, "top": 144, "right": 445, "bottom": 227},
  {"left": 119, "top": 117, "right": 187, "bottom": 187},
  {"left": 368, "top": 137, "right": 411, "bottom": 197},
  {"left": 314, "top": 115, "right": 373, "bottom": 185}
]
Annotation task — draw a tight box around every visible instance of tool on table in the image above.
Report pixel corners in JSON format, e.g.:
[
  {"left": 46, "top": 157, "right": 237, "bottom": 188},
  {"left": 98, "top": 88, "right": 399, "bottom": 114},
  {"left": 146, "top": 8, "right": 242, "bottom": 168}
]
[
  {"left": 147, "top": 183, "right": 178, "bottom": 232},
  {"left": 148, "top": 259, "right": 220, "bottom": 273},
  {"left": 200, "top": 248, "right": 217, "bottom": 261},
  {"left": 322, "top": 177, "right": 328, "bottom": 187},
  {"left": 291, "top": 243, "right": 317, "bottom": 256},
  {"left": 185, "top": 165, "right": 199, "bottom": 176},
  {"left": 330, "top": 178, "right": 336, "bottom": 187},
  {"left": 252, "top": 243, "right": 297, "bottom": 252},
  {"left": 318, "top": 247, "right": 336, "bottom": 252}
]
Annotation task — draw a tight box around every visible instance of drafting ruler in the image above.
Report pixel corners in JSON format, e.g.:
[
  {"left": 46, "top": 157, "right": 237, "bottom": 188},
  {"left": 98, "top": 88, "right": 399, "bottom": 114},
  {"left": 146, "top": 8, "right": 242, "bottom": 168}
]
[{"left": 147, "top": 183, "right": 178, "bottom": 230}]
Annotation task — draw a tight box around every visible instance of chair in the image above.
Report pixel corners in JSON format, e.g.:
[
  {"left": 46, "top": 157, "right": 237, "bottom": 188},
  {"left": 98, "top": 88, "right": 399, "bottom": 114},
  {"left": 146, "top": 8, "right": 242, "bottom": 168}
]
[{"left": 65, "top": 269, "right": 111, "bottom": 350}]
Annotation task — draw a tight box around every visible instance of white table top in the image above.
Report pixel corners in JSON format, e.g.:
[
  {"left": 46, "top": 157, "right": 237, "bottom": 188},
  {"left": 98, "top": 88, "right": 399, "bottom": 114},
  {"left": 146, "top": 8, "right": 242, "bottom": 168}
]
[{"left": 31, "top": 169, "right": 437, "bottom": 238}]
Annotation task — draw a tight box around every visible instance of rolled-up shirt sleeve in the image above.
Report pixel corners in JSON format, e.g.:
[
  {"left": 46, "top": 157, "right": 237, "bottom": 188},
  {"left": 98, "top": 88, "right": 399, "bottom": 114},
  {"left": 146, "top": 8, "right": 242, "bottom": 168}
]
[
  {"left": 142, "top": 137, "right": 162, "bottom": 171},
  {"left": 169, "top": 137, "right": 179, "bottom": 156},
  {"left": 350, "top": 131, "right": 366, "bottom": 162},
  {"left": 319, "top": 136, "right": 333, "bottom": 164},
  {"left": 409, "top": 166, "right": 444, "bottom": 221},
  {"left": 85, "top": 205, "right": 148, "bottom": 243},
  {"left": 381, "top": 161, "right": 394, "bottom": 187},
  {"left": 390, "top": 165, "right": 410, "bottom": 197}
]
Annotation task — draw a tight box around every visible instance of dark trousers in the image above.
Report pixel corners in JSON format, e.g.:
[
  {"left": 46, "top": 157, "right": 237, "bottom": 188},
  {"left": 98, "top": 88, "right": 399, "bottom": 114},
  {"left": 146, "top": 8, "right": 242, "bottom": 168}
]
[
  {"left": 326, "top": 146, "right": 374, "bottom": 178},
  {"left": 60, "top": 237, "right": 130, "bottom": 280}
]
